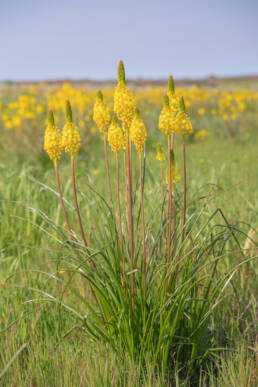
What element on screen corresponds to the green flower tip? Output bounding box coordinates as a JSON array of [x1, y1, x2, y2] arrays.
[[179, 97, 185, 112], [163, 95, 169, 107], [112, 115, 118, 124], [48, 110, 55, 126], [118, 60, 126, 84], [168, 75, 175, 93], [65, 100, 73, 122], [170, 149, 175, 167], [134, 108, 140, 117], [97, 90, 103, 101]]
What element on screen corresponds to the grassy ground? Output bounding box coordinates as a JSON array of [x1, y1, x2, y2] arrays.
[[0, 84, 257, 386]]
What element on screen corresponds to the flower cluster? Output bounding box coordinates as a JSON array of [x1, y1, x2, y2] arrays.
[[166, 167, 181, 186], [62, 122, 81, 157], [158, 96, 174, 136], [108, 116, 125, 153], [130, 109, 147, 154], [44, 111, 63, 164], [167, 75, 179, 114], [114, 61, 136, 131], [93, 91, 111, 134], [155, 143, 165, 162], [174, 97, 193, 137], [62, 101, 81, 157]]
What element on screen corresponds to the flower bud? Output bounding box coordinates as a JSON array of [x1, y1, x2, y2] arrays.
[[118, 60, 126, 85], [65, 100, 73, 122], [179, 96, 186, 112], [168, 75, 175, 94]]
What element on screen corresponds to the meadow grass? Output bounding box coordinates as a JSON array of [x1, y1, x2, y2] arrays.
[[0, 82, 257, 386]]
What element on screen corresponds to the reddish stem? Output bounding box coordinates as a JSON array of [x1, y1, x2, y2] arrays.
[[54, 162, 73, 240], [139, 155, 146, 299], [116, 153, 125, 289], [167, 135, 172, 269], [71, 157, 88, 248], [126, 135, 134, 313], [181, 138, 187, 244], [104, 135, 113, 207]]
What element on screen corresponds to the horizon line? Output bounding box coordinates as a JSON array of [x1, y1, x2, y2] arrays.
[[1, 73, 258, 84]]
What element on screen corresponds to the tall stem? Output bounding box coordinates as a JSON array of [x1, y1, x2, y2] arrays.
[[160, 162, 164, 203], [71, 157, 88, 248], [54, 161, 73, 240], [139, 155, 146, 298], [171, 132, 175, 150], [116, 153, 125, 288], [172, 185, 177, 258], [181, 138, 187, 244], [167, 135, 172, 270], [103, 135, 113, 207], [126, 134, 134, 313], [123, 151, 128, 204]]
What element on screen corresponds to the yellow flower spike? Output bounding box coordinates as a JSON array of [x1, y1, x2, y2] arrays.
[[114, 60, 137, 132], [166, 150, 181, 186], [62, 100, 81, 158], [158, 96, 173, 136], [167, 75, 179, 114], [108, 116, 125, 153], [44, 110, 63, 165], [130, 109, 147, 155], [174, 96, 193, 137], [155, 143, 165, 162], [93, 90, 111, 134]]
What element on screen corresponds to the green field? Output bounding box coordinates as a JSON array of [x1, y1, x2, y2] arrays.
[[0, 78, 257, 386]]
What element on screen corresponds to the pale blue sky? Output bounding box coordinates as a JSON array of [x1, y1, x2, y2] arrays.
[[1, 0, 257, 80]]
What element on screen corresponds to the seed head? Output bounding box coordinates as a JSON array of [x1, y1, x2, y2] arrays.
[[108, 116, 125, 153], [130, 109, 147, 155]]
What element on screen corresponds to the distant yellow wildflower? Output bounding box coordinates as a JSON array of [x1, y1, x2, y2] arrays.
[[194, 130, 210, 140], [198, 108, 206, 116]]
